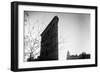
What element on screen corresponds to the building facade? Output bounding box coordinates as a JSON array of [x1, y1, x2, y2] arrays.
[[39, 16, 59, 61]]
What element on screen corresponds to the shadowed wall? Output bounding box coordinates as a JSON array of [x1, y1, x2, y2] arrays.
[[39, 16, 59, 61]]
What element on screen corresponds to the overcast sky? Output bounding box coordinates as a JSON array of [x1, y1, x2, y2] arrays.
[[24, 11, 91, 60]]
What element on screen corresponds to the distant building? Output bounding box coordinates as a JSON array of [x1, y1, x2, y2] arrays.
[[38, 16, 59, 61], [67, 51, 90, 60]]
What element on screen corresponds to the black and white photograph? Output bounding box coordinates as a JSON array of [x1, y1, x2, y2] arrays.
[[11, 1, 97, 71], [24, 11, 91, 62]]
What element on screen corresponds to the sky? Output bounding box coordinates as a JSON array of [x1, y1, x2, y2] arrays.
[[24, 11, 91, 60]]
